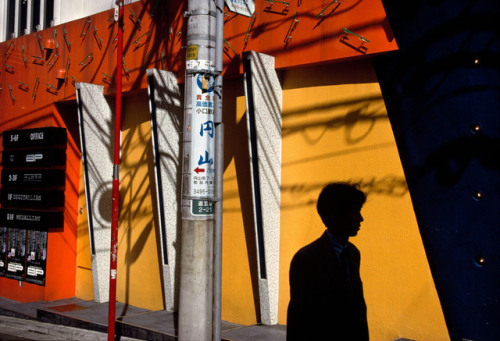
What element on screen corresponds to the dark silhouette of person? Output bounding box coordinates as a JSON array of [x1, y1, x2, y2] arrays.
[[287, 182, 369, 341]]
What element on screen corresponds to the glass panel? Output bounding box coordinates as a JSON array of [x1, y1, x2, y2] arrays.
[[45, 0, 54, 27], [32, 0, 41, 31], [7, 0, 16, 39]]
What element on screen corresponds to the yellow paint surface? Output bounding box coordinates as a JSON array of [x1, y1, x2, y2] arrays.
[[75, 59, 449, 340], [75, 93, 164, 311], [278, 60, 448, 340], [115, 94, 164, 311], [220, 60, 448, 340], [75, 161, 94, 301]]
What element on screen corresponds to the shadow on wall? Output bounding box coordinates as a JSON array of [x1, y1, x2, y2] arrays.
[[220, 59, 408, 321], [118, 91, 166, 312]]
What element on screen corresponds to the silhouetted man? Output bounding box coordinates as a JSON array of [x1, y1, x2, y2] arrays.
[[287, 182, 369, 341]]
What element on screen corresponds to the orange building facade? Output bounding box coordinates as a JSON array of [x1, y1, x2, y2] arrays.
[[0, 1, 449, 340]]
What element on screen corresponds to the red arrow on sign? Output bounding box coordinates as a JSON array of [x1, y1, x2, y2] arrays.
[[194, 167, 205, 174]]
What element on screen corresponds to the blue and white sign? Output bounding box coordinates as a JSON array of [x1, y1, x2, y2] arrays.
[[190, 73, 216, 215], [225, 0, 255, 17]]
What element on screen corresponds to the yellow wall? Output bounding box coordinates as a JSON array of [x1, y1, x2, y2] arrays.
[[116, 93, 164, 311], [76, 161, 94, 301], [221, 59, 449, 340], [75, 58, 449, 340], [75, 93, 164, 311], [280, 60, 448, 340]]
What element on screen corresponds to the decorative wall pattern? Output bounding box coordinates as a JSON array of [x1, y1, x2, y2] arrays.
[[146, 69, 183, 311], [76, 83, 114, 303], [244, 51, 282, 325]]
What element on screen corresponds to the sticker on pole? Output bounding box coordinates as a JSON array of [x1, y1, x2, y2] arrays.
[[190, 73, 215, 216], [225, 0, 255, 17], [186, 45, 198, 61]]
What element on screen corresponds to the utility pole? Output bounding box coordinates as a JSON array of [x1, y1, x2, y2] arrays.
[[213, 0, 224, 340], [178, 0, 222, 340], [108, 1, 123, 341]]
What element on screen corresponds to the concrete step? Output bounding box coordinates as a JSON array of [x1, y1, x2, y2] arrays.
[[0, 315, 141, 341]]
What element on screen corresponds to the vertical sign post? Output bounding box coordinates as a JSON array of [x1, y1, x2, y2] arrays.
[[178, 1, 218, 340]]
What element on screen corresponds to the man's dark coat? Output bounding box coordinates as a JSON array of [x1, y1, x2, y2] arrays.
[[286, 231, 369, 341]]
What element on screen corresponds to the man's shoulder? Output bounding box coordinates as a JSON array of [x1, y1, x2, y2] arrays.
[[293, 232, 328, 259], [346, 241, 361, 261], [347, 241, 360, 253]]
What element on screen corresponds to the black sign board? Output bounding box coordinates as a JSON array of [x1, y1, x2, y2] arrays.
[[1, 169, 66, 187], [2, 127, 67, 149], [24, 230, 47, 286], [0, 208, 64, 229], [0, 227, 6, 277], [1, 189, 65, 209], [5, 228, 26, 281], [2, 148, 66, 168]]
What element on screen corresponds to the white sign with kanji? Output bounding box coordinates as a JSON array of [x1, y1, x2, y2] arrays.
[[225, 0, 255, 17], [190, 73, 215, 212]]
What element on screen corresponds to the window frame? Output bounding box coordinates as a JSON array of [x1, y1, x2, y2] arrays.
[[1, 0, 59, 42]]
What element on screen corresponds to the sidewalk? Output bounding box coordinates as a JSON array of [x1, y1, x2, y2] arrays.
[[0, 297, 286, 341], [0, 314, 141, 340]]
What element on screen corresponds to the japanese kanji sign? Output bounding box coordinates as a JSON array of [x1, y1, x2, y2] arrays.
[[225, 0, 255, 17], [190, 73, 215, 216]]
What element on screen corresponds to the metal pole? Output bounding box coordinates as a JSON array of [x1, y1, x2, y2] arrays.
[[108, 1, 123, 341], [213, 0, 224, 340], [178, 0, 218, 340]]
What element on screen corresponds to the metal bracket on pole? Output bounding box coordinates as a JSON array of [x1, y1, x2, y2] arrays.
[[185, 68, 220, 76], [184, 9, 217, 18], [182, 195, 221, 202], [114, 0, 122, 22], [113, 165, 120, 180]]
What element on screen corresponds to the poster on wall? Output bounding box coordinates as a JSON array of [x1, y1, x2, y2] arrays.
[[0, 227, 7, 277], [25, 230, 47, 286], [5, 228, 26, 281]]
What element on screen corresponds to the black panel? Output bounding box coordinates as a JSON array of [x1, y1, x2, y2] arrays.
[[2, 127, 67, 149], [1, 189, 65, 208], [2, 148, 66, 168], [374, 0, 500, 340], [1, 169, 66, 187], [0, 208, 64, 229]]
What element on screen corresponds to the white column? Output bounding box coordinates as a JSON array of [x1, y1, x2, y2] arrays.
[[146, 69, 183, 311], [13, 0, 20, 38], [52, 0, 61, 26], [243, 51, 282, 325], [76, 83, 114, 303], [25, 0, 33, 34], [39, 0, 46, 29], [0, 1, 7, 41]]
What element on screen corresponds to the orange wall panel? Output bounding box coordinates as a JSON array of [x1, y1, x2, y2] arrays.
[[0, 0, 397, 305], [0, 0, 396, 118], [223, 0, 397, 70]]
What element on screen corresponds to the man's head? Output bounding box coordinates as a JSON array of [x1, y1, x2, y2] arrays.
[[317, 182, 366, 240]]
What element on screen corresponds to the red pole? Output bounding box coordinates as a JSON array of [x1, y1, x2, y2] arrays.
[[108, 1, 123, 340]]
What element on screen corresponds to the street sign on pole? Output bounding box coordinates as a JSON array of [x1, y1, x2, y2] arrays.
[[190, 72, 215, 216], [225, 0, 255, 17]]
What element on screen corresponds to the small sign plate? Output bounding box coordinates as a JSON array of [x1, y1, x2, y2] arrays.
[[186, 45, 198, 60]]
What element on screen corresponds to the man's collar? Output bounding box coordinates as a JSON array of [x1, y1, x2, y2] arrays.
[[325, 229, 347, 253]]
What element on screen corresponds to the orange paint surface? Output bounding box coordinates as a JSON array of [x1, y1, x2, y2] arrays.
[[0, 0, 396, 302], [223, 0, 397, 70]]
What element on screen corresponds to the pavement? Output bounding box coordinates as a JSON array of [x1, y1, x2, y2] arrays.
[[0, 297, 286, 341]]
